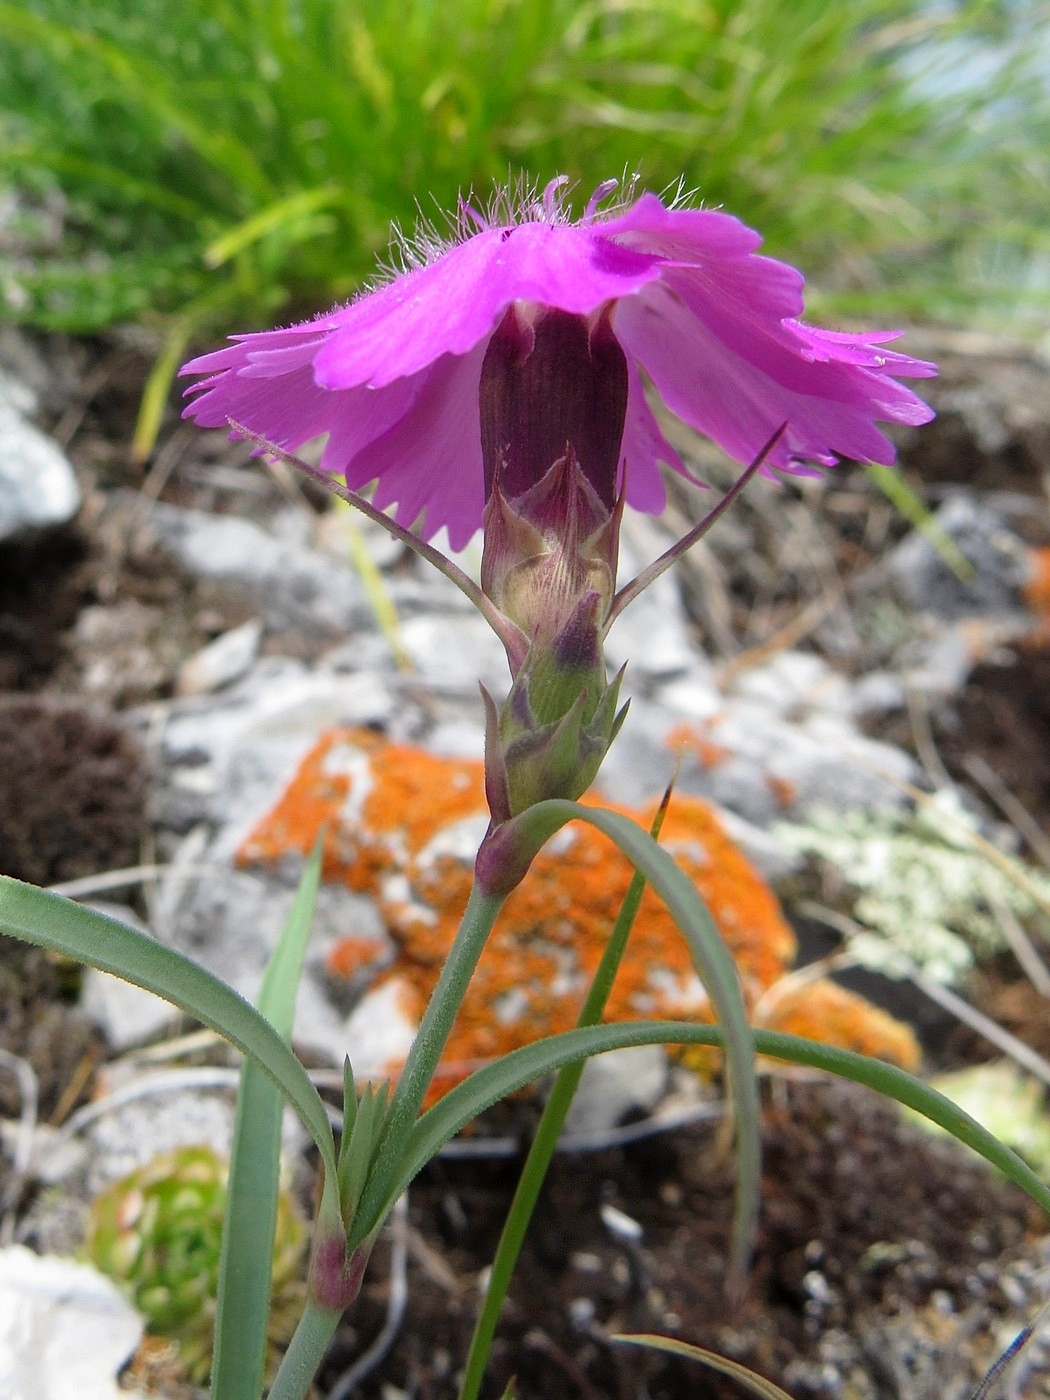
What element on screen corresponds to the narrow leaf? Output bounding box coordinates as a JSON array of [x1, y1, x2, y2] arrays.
[[505, 801, 761, 1282], [399, 1023, 1050, 1220], [613, 1333, 794, 1400], [0, 876, 337, 1180], [211, 839, 323, 1400], [204, 185, 342, 267]]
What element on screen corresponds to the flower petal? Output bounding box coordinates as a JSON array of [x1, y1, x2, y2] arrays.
[[343, 344, 488, 549], [311, 222, 665, 392], [616, 279, 931, 472]]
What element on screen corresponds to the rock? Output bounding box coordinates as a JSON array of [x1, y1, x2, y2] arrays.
[[79, 902, 180, 1052], [0, 404, 81, 543], [602, 680, 915, 828], [155, 862, 391, 1066], [728, 650, 852, 720], [0, 368, 36, 417], [154, 659, 395, 835], [563, 1045, 668, 1139], [396, 612, 508, 696], [606, 520, 697, 681], [81, 1078, 306, 1198], [175, 618, 262, 696], [342, 979, 418, 1083], [145, 500, 373, 638], [887, 494, 1029, 622], [80, 971, 179, 1054], [231, 726, 917, 1097], [71, 599, 182, 704], [0, 1245, 145, 1400]]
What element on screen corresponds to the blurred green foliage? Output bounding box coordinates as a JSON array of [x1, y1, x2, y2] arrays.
[[1, 0, 1047, 344]]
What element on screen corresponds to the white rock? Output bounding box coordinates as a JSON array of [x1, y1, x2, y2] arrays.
[[343, 979, 418, 1083], [156, 660, 394, 834], [0, 1246, 145, 1400], [887, 494, 1028, 621], [607, 524, 696, 680], [396, 613, 508, 696], [175, 617, 262, 696], [0, 369, 36, 417], [155, 860, 391, 1067], [78, 904, 179, 1052], [81, 971, 178, 1054], [146, 501, 371, 637], [0, 405, 81, 542], [563, 1045, 668, 1138], [729, 651, 851, 719]]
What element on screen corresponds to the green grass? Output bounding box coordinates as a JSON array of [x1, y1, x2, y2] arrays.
[[1, 0, 1047, 345]]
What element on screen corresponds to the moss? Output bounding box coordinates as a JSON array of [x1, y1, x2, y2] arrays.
[[240, 727, 919, 1100]]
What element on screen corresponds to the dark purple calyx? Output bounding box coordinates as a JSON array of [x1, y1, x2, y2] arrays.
[[480, 306, 628, 509]]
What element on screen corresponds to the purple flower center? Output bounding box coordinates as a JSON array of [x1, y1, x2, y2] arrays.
[[479, 306, 629, 510]]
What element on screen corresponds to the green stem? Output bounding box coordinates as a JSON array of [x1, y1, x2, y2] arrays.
[[266, 1298, 342, 1400], [458, 794, 670, 1400], [349, 880, 506, 1246]]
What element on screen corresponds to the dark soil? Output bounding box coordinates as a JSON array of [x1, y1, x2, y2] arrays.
[[326, 1080, 1042, 1400], [936, 642, 1050, 843], [0, 936, 105, 1125]]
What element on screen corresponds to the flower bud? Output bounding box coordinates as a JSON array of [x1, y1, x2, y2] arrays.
[[477, 305, 630, 824]]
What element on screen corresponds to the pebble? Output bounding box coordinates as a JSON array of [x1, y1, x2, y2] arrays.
[[887, 493, 1029, 621], [145, 500, 372, 638], [175, 617, 263, 696], [0, 403, 81, 543]]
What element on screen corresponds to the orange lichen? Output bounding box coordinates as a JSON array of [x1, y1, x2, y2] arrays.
[[665, 721, 730, 769], [760, 978, 921, 1071], [1023, 546, 1050, 638], [765, 774, 797, 809], [239, 727, 919, 1103], [238, 727, 485, 894], [325, 935, 387, 982]]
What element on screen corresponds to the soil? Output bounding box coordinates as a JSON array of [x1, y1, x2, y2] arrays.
[[2, 330, 1050, 1399], [327, 1079, 1045, 1400]]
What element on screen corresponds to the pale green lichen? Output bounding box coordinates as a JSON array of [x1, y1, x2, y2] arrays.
[[914, 1061, 1050, 1176], [778, 790, 1050, 984]]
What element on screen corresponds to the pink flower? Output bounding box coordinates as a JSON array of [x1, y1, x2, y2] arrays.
[[181, 177, 935, 551]]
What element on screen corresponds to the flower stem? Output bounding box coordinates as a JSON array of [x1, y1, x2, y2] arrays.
[[457, 790, 672, 1400], [349, 879, 507, 1246], [266, 1298, 342, 1400]]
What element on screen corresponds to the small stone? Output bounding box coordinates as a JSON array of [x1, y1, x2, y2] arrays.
[[146, 500, 371, 638], [563, 1045, 668, 1139], [396, 613, 508, 695], [887, 495, 1029, 622], [175, 618, 262, 696], [81, 968, 179, 1054], [0, 405, 81, 543]]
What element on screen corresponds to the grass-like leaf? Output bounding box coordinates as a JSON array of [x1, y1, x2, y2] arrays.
[[401, 1023, 1050, 1219], [210, 839, 323, 1400], [458, 791, 672, 1400], [501, 801, 762, 1285], [2, 0, 1046, 348], [0, 875, 338, 1182], [613, 1333, 794, 1399]]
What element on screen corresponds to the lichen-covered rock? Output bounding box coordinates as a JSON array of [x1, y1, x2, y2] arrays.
[[238, 727, 919, 1102]]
